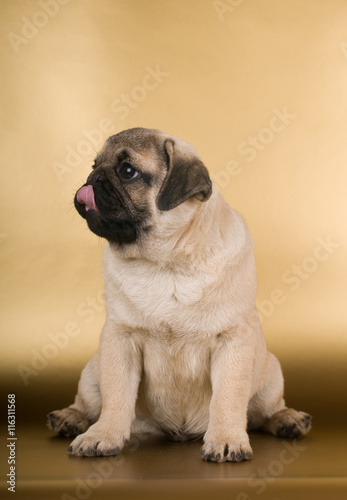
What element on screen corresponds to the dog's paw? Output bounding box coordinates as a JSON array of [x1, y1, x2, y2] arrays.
[[47, 408, 89, 437], [266, 409, 312, 438], [201, 431, 253, 463], [68, 424, 128, 457]]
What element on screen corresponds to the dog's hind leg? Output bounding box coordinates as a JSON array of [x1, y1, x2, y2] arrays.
[[262, 407, 312, 438], [247, 352, 312, 438], [47, 353, 101, 437]]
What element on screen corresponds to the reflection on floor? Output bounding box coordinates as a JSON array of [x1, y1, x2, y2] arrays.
[[0, 421, 346, 500]]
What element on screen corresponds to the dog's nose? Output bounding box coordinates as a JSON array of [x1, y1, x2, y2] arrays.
[[76, 185, 98, 212], [94, 171, 106, 182]]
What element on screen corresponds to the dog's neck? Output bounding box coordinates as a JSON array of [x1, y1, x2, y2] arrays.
[[106, 186, 250, 271]]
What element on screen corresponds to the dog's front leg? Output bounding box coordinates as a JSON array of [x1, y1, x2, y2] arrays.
[[69, 321, 141, 457], [201, 325, 256, 463]]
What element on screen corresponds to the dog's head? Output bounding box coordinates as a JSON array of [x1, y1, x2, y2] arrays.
[[74, 128, 212, 245]]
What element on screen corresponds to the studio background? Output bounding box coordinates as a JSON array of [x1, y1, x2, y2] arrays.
[[1, 0, 346, 427]]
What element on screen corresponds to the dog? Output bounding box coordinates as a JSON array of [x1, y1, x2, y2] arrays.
[[47, 127, 312, 462]]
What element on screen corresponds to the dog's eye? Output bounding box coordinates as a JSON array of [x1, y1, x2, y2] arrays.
[[117, 163, 140, 182]]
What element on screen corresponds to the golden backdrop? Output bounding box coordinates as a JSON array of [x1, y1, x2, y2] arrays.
[[1, 0, 346, 419]]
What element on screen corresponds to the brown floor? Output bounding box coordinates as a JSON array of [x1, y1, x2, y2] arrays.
[[1, 420, 346, 500]]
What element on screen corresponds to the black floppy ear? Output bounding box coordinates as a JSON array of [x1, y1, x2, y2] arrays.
[[156, 139, 212, 211]]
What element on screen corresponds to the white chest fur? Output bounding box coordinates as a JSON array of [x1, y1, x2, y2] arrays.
[[101, 195, 256, 339]]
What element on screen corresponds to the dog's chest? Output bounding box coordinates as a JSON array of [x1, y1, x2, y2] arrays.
[[127, 265, 206, 307], [106, 258, 219, 328]]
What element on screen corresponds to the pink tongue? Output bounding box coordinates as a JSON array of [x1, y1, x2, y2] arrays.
[[76, 185, 98, 212]]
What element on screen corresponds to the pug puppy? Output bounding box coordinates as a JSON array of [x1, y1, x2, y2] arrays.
[[47, 127, 312, 462]]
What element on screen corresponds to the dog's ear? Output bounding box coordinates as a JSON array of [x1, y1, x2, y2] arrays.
[[156, 139, 212, 211]]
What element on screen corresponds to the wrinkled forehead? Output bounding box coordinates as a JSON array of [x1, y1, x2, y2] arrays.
[[95, 128, 166, 174]]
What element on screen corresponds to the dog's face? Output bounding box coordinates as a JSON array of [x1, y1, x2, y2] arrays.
[[74, 128, 212, 245]]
